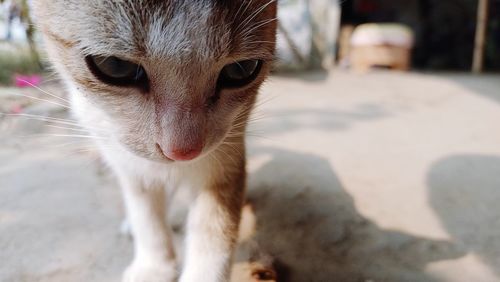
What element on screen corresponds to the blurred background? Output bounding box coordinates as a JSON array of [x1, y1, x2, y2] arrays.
[[1, 1, 500, 282]]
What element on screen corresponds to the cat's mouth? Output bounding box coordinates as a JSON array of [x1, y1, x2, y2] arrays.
[[155, 143, 174, 162]]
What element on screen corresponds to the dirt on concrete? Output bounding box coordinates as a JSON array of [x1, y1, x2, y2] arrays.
[[1, 71, 500, 282]]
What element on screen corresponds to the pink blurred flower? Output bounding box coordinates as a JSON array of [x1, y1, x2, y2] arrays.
[[14, 74, 42, 88]]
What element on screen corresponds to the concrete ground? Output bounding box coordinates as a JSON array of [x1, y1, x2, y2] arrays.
[[1, 71, 500, 282]]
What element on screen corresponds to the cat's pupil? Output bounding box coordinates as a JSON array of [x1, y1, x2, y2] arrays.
[[223, 60, 258, 80], [96, 56, 139, 79], [85, 55, 148, 90], [218, 60, 262, 88]]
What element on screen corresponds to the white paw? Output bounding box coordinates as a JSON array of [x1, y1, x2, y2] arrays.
[[123, 260, 177, 282]]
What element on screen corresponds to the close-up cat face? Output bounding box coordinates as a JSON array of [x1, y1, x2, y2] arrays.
[[33, 0, 277, 163]]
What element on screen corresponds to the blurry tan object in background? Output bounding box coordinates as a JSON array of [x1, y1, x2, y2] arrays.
[[338, 25, 355, 68], [350, 24, 414, 71]]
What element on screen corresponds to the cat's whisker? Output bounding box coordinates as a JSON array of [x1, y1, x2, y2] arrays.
[[22, 133, 108, 140], [245, 114, 271, 124], [1, 113, 77, 123], [225, 128, 269, 140], [42, 121, 97, 132], [237, 0, 273, 31], [31, 137, 104, 153], [67, 144, 113, 152], [48, 120, 104, 132], [72, 148, 100, 154], [229, 123, 249, 131], [44, 124, 93, 133], [47, 144, 95, 151], [16, 79, 70, 104], [228, 129, 266, 140], [209, 151, 224, 172], [241, 17, 278, 38], [220, 143, 244, 159], [58, 148, 101, 159], [5, 118, 95, 133], [41, 76, 62, 84], [231, 109, 254, 123], [48, 140, 95, 149], [235, 0, 254, 21], [59, 144, 114, 155], [220, 139, 243, 144], [215, 147, 239, 168], [231, 114, 270, 129], [225, 131, 245, 137], [41, 70, 59, 79], [250, 111, 272, 119], [237, 0, 276, 33], [247, 40, 275, 45], [235, 96, 275, 118], [9, 93, 70, 109], [229, 98, 276, 131], [254, 94, 278, 108], [43, 119, 86, 128], [1, 113, 105, 132], [246, 133, 275, 142]]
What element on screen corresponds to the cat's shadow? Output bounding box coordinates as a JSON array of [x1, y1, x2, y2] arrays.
[[245, 147, 464, 282], [428, 155, 500, 279]]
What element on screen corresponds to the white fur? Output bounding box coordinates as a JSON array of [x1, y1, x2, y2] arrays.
[[180, 192, 234, 282]]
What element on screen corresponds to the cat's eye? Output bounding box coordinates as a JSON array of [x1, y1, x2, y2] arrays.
[[85, 55, 148, 89], [218, 60, 262, 88]]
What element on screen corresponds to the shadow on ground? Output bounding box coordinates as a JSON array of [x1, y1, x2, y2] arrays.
[[440, 74, 500, 105], [252, 103, 389, 136], [246, 147, 464, 282], [428, 155, 500, 279]]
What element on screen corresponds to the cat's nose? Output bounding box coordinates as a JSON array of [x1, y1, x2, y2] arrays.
[[157, 143, 203, 161], [168, 146, 203, 161]]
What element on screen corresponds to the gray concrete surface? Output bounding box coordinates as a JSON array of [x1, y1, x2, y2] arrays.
[[1, 71, 500, 282]]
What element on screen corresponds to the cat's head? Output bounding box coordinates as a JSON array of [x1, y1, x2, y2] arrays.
[[33, 0, 277, 163]]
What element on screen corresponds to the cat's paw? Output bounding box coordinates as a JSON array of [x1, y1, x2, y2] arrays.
[[123, 260, 177, 282]]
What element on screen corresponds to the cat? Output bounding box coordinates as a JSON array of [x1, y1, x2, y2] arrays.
[[32, 1, 277, 281]]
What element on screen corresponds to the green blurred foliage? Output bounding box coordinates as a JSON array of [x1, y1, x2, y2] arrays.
[[0, 0, 43, 85], [0, 45, 42, 85]]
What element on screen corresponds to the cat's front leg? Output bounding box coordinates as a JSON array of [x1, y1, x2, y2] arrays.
[[179, 164, 246, 282], [118, 174, 177, 282]]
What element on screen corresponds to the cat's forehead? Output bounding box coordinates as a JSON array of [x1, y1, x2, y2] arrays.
[[36, 0, 276, 61]]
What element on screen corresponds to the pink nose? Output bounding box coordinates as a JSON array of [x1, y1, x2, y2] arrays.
[[158, 143, 203, 161]]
